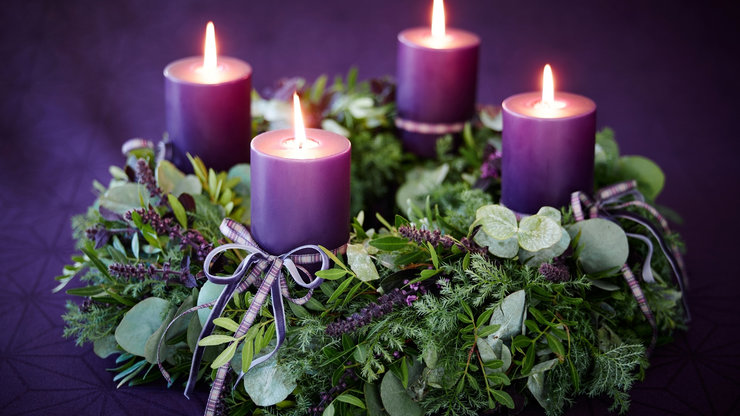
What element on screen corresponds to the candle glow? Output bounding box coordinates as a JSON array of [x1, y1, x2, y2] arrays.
[[431, 0, 446, 39], [203, 22, 218, 72], [542, 64, 554, 106]]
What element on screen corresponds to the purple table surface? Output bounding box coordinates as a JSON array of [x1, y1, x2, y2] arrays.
[[1, 0, 738, 415]]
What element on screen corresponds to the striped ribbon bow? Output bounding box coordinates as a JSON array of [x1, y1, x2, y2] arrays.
[[571, 180, 690, 352], [156, 218, 339, 416]]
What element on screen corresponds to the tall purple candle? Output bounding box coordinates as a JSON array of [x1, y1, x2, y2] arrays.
[[396, 0, 479, 158], [501, 65, 596, 214], [164, 22, 252, 172], [250, 95, 351, 254]]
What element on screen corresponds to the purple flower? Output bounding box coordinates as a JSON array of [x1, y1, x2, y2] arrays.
[[539, 262, 571, 283]]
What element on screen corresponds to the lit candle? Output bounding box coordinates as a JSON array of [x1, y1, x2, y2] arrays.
[[164, 21, 252, 172], [250, 93, 351, 254], [501, 64, 596, 214], [396, 0, 480, 158]]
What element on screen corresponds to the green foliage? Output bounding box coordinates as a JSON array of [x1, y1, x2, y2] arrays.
[[58, 73, 686, 416]]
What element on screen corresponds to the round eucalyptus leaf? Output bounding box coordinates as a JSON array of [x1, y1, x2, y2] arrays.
[[535, 206, 562, 225], [197, 281, 226, 327], [156, 160, 185, 194], [475, 230, 518, 259], [227, 163, 251, 197], [114, 297, 169, 357], [476, 205, 517, 240], [243, 355, 297, 406], [380, 372, 423, 416], [520, 228, 570, 267], [616, 155, 665, 200], [518, 215, 561, 252], [347, 243, 380, 282], [567, 219, 629, 273], [100, 183, 151, 215]]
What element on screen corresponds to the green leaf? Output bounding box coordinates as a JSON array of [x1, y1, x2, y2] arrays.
[[616, 155, 665, 200], [396, 164, 449, 213], [167, 194, 188, 229], [156, 160, 185, 194], [364, 382, 385, 416], [477, 325, 499, 338], [420, 269, 440, 279], [426, 241, 439, 269], [131, 233, 140, 260], [66, 286, 105, 296], [243, 355, 298, 406], [546, 333, 565, 359], [491, 389, 515, 409], [476, 309, 494, 328], [100, 184, 151, 215], [522, 343, 536, 375], [328, 277, 355, 304], [213, 317, 240, 333], [211, 341, 238, 368], [93, 335, 119, 359], [517, 215, 561, 252], [319, 245, 349, 270], [241, 339, 254, 373], [198, 335, 237, 346], [335, 393, 366, 409], [114, 297, 169, 357], [567, 218, 629, 273], [315, 268, 347, 281], [476, 205, 518, 240], [322, 403, 335, 416], [369, 236, 409, 251], [80, 245, 112, 281], [380, 372, 423, 416]]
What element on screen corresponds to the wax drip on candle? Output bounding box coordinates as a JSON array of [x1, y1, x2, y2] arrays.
[[535, 64, 566, 110]]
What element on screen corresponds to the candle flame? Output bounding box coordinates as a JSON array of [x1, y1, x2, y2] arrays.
[[431, 0, 446, 39], [293, 92, 307, 149], [542, 64, 555, 106], [203, 21, 217, 72]]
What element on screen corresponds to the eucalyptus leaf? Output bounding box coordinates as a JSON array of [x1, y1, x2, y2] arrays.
[[520, 228, 570, 267], [93, 335, 119, 359], [227, 164, 251, 197], [517, 215, 561, 252], [475, 205, 518, 240], [364, 382, 387, 416], [535, 206, 562, 224], [486, 290, 526, 344], [567, 219, 629, 273], [243, 355, 298, 407], [616, 155, 665, 200], [347, 243, 380, 282], [156, 160, 185, 194], [172, 175, 202, 196], [114, 297, 169, 357], [380, 372, 423, 416], [474, 231, 518, 259], [197, 281, 226, 327], [396, 164, 449, 213], [100, 183, 151, 215]]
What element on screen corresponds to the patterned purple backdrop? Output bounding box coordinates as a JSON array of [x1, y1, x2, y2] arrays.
[[1, 0, 739, 415]]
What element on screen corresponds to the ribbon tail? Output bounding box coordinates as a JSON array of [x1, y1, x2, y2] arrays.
[[621, 264, 657, 353], [625, 233, 656, 284], [184, 280, 239, 399], [614, 211, 691, 321]]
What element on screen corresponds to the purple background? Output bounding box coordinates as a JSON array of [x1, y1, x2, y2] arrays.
[[1, 0, 739, 415]]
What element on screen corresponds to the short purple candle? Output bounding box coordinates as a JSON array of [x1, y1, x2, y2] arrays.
[[501, 65, 596, 214], [396, 0, 479, 158], [164, 22, 252, 172], [250, 126, 351, 254]]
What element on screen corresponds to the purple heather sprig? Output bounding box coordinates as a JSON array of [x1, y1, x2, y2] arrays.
[[85, 225, 136, 249], [480, 143, 502, 180], [325, 284, 424, 338], [135, 159, 164, 202], [398, 225, 488, 256], [539, 261, 571, 283], [309, 362, 359, 416], [109, 258, 197, 287], [126, 207, 212, 261]]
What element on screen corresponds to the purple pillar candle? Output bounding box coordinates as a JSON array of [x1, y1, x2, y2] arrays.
[[396, 0, 479, 158], [501, 65, 596, 214], [164, 22, 252, 172], [250, 97, 351, 254]]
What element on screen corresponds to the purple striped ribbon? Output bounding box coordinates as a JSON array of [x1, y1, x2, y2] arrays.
[[156, 218, 344, 416], [571, 181, 690, 352]]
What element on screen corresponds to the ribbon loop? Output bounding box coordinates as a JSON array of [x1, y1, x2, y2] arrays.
[[155, 217, 344, 416], [571, 181, 690, 353]]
